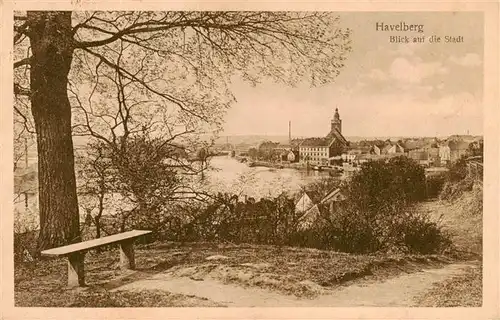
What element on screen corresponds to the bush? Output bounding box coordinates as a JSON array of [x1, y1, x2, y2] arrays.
[[426, 175, 446, 199], [396, 211, 452, 254], [297, 202, 451, 254], [440, 155, 481, 201], [447, 157, 468, 182], [440, 178, 474, 200], [305, 157, 450, 254], [347, 156, 426, 212], [14, 207, 39, 263]]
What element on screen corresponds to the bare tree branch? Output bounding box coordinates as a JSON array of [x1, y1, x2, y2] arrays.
[[14, 57, 31, 69], [14, 83, 31, 96], [80, 46, 209, 122]]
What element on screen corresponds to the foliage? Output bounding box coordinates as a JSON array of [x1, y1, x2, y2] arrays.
[[287, 200, 449, 254], [302, 157, 449, 254], [357, 139, 385, 147], [13, 207, 39, 263], [425, 174, 446, 199], [256, 141, 281, 161], [347, 156, 426, 212], [143, 164, 449, 254], [446, 156, 468, 182], [76, 140, 115, 239], [440, 155, 481, 201], [100, 156, 448, 254], [175, 192, 301, 245], [467, 140, 483, 157], [76, 133, 211, 234], [415, 263, 482, 307]]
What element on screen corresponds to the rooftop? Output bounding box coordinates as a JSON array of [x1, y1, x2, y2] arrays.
[[325, 127, 348, 145], [300, 138, 331, 147]]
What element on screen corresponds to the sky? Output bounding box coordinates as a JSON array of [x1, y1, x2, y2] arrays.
[[221, 12, 483, 138]]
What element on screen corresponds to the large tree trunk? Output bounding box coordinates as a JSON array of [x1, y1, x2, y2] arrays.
[[27, 11, 81, 252]]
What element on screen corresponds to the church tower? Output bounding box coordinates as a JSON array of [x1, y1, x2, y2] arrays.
[[331, 108, 342, 133]]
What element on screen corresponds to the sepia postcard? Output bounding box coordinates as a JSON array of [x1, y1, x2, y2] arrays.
[[1, 1, 499, 320]]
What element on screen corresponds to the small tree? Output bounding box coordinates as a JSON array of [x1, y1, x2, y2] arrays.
[[107, 133, 210, 232], [257, 141, 280, 161], [334, 156, 431, 252], [248, 148, 258, 160], [76, 140, 115, 240], [468, 140, 483, 157], [347, 156, 426, 213]]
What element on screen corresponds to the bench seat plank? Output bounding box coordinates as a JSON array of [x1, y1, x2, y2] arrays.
[[41, 230, 151, 257]]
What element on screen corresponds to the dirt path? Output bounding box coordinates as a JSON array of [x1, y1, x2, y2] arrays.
[[111, 261, 478, 307]]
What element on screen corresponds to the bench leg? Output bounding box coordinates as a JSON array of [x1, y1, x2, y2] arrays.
[[119, 240, 135, 270], [67, 253, 85, 287]]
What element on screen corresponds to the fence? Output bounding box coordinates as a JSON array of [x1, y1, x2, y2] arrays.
[[466, 160, 483, 183]]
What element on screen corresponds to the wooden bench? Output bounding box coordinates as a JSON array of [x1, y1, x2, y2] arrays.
[[41, 229, 152, 287]]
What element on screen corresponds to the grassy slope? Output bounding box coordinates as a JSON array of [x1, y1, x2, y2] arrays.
[[15, 242, 452, 307], [420, 185, 482, 257], [413, 186, 483, 307]]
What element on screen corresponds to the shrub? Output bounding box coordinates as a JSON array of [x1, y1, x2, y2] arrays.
[[300, 157, 450, 254], [347, 156, 426, 212], [426, 175, 446, 199], [447, 156, 468, 182], [396, 210, 452, 254], [440, 178, 474, 200], [14, 206, 39, 263], [71, 154, 450, 255], [440, 155, 481, 201]]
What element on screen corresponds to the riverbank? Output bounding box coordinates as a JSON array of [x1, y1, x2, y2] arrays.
[[239, 156, 448, 176], [242, 158, 345, 174], [246, 160, 304, 170]]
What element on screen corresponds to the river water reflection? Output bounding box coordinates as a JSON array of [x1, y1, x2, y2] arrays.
[[203, 156, 331, 199]]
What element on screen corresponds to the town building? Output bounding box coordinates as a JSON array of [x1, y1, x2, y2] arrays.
[[299, 108, 348, 166], [341, 146, 371, 164], [295, 192, 314, 214], [383, 142, 405, 154], [370, 144, 384, 156], [287, 150, 299, 162], [439, 140, 470, 165], [296, 188, 345, 230], [278, 149, 299, 162]]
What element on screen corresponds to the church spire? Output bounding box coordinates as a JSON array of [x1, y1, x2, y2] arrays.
[[331, 107, 342, 133]]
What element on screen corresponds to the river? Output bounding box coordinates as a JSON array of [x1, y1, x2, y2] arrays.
[[14, 156, 331, 224], [201, 156, 331, 199]]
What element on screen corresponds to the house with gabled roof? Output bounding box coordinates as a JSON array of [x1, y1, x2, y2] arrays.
[[296, 188, 345, 231], [295, 192, 314, 214]]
